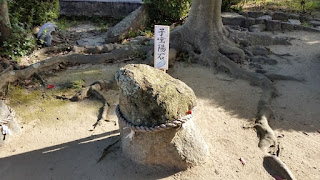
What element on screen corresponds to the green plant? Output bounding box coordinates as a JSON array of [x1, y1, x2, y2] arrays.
[[1, 0, 59, 60], [222, 0, 242, 12], [143, 0, 192, 25]]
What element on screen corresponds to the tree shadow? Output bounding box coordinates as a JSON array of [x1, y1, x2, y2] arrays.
[[169, 63, 320, 133], [0, 130, 180, 180]]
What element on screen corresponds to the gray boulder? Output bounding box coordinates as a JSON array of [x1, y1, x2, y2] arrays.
[[249, 24, 266, 32], [106, 6, 148, 43], [288, 14, 300, 20], [248, 11, 264, 18], [281, 22, 295, 31], [115, 64, 208, 170], [265, 20, 282, 31], [309, 20, 320, 27], [248, 45, 270, 56], [272, 12, 288, 21], [221, 12, 246, 26], [245, 17, 256, 27], [0, 101, 20, 147], [37, 22, 57, 46], [288, 19, 301, 25]]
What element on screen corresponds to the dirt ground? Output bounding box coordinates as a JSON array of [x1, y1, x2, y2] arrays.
[[0, 28, 319, 179]]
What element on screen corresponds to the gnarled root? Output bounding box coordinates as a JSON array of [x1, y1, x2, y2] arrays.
[[0, 45, 151, 94], [70, 80, 117, 128]]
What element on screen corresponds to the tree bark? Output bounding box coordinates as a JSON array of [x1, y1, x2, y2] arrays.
[[0, 0, 12, 44]]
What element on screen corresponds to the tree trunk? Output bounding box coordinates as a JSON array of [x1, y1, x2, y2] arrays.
[[0, 0, 12, 44]]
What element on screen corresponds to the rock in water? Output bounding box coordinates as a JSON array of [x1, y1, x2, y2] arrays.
[[0, 101, 20, 147], [115, 64, 208, 170], [37, 22, 57, 46]]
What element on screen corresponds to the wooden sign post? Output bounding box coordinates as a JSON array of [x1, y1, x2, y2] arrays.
[[154, 25, 170, 71]]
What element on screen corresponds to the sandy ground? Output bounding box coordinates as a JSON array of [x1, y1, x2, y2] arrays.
[[0, 31, 319, 180]]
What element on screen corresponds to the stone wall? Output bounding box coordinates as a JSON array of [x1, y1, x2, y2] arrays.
[[59, 0, 142, 18]]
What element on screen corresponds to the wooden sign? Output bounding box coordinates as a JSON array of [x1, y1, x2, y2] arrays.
[[154, 25, 170, 70]]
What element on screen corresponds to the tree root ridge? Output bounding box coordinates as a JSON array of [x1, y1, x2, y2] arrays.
[[181, 48, 296, 179], [69, 80, 117, 128], [0, 45, 151, 94]]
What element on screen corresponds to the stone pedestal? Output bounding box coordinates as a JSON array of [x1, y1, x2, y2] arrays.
[[115, 64, 208, 170], [0, 101, 20, 147]]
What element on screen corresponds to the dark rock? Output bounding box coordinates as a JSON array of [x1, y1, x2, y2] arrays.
[[294, 25, 304, 30], [249, 24, 266, 32], [272, 12, 288, 21], [248, 11, 264, 18], [256, 69, 267, 74], [288, 14, 300, 20], [309, 20, 320, 27], [239, 11, 249, 17], [249, 45, 270, 56], [243, 49, 254, 56], [115, 64, 208, 169], [302, 26, 320, 32], [255, 18, 265, 24], [245, 17, 256, 27], [265, 20, 282, 31], [281, 22, 294, 31], [249, 63, 263, 69], [250, 56, 278, 65], [221, 12, 246, 26], [300, 15, 311, 22]]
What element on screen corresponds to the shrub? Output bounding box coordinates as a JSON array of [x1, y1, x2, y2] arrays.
[[1, 0, 59, 60], [222, 0, 242, 12], [143, 0, 192, 25]]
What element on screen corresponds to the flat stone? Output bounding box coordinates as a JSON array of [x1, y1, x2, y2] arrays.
[[309, 20, 320, 27], [257, 15, 272, 21], [76, 36, 106, 46], [265, 20, 282, 31], [249, 24, 266, 32], [248, 11, 264, 18], [317, 26, 320, 30], [281, 22, 294, 31], [248, 45, 270, 56], [288, 19, 301, 25], [245, 17, 256, 27], [221, 12, 246, 26], [272, 12, 288, 21], [288, 14, 300, 20]]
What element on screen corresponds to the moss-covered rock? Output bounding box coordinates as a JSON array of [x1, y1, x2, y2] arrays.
[[115, 64, 196, 127]]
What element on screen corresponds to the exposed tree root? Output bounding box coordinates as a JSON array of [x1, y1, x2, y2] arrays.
[[170, 18, 296, 178], [70, 80, 117, 128], [0, 45, 151, 94]]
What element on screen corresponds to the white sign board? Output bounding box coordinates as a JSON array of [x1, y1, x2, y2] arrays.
[[154, 25, 170, 70]]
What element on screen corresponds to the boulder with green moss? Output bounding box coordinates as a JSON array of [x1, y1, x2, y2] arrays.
[[115, 64, 208, 170]]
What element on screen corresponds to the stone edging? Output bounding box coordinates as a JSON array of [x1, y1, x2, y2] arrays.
[[0, 105, 15, 125]]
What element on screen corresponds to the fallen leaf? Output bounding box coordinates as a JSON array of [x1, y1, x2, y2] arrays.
[[47, 84, 55, 89], [239, 157, 246, 165], [187, 110, 192, 115]]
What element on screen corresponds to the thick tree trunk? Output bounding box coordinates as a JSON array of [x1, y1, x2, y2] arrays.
[[0, 0, 12, 44]]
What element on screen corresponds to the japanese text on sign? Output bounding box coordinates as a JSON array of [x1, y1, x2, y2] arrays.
[[154, 25, 170, 70]]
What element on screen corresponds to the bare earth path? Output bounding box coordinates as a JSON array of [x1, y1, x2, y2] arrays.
[[0, 31, 319, 180]]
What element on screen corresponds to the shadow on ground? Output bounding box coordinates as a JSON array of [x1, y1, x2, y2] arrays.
[[0, 130, 180, 180]]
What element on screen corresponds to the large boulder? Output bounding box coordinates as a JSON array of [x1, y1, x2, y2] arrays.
[[115, 64, 208, 170], [272, 12, 288, 21], [0, 101, 20, 147], [106, 6, 148, 43], [265, 20, 282, 31]]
